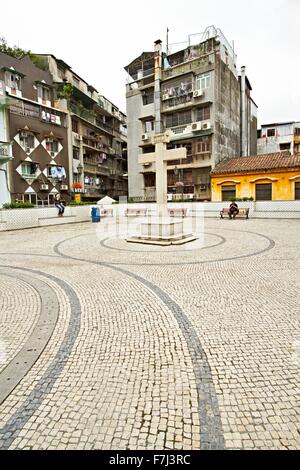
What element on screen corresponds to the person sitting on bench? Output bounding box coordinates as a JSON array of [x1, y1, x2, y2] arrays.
[[228, 201, 239, 219]]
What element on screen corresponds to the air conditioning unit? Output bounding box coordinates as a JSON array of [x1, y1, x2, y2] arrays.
[[142, 134, 149, 141], [193, 90, 204, 98], [202, 122, 212, 130], [40, 184, 49, 190], [61, 185, 68, 190], [162, 93, 170, 100], [192, 122, 202, 132]]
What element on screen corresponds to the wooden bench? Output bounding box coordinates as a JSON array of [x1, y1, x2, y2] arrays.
[[168, 208, 188, 218], [100, 208, 114, 217], [125, 208, 148, 217], [220, 208, 250, 219]]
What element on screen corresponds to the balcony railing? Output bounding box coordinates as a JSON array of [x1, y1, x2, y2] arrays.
[[9, 101, 64, 126], [0, 142, 13, 163], [130, 68, 155, 82], [163, 56, 211, 80]]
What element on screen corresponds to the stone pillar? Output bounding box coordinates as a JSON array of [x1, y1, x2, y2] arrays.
[[240, 66, 247, 157], [154, 40, 163, 135]]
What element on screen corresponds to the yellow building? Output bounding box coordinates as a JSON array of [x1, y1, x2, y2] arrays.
[[211, 153, 300, 202]]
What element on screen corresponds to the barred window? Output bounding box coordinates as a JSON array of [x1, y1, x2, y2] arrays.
[[256, 183, 272, 201], [143, 91, 154, 105], [165, 110, 192, 128], [194, 136, 211, 153], [295, 182, 300, 200], [222, 186, 236, 202], [196, 106, 210, 122]]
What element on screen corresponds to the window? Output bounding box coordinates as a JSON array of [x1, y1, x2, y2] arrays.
[[73, 148, 80, 160], [144, 120, 154, 133], [47, 166, 66, 179], [295, 144, 300, 154], [73, 76, 80, 87], [144, 173, 155, 187], [46, 139, 59, 155], [37, 86, 51, 103], [23, 193, 37, 205], [222, 185, 236, 202], [280, 143, 291, 151], [267, 128, 276, 137], [21, 162, 38, 177], [165, 110, 192, 128], [142, 145, 155, 154], [143, 92, 154, 105], [196, 106, 211, 122], [72, 120, 79, 133], [294, 128, 300, 136], [194, 137, 211, 153], [5, 71, 22, 92], [295, 183, 300, 200], [58, 67, 66, 80], [19, 132, 35, 152], [256, 183, 272, 201], [195, 73, 211, 90]]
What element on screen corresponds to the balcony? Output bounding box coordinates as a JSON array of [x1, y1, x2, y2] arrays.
[[9, 100, 64, 126], [129, 68, 154, 82], [162, 56, 212, 81], [167, 153, 212, 170], [70, 102, 96, 125], [84, 163, 111, 176], [0, 142, 13, 164], [84, 187, 102, 198]]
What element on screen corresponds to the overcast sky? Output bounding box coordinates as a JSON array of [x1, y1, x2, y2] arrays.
[[1, 0, 299, 125]]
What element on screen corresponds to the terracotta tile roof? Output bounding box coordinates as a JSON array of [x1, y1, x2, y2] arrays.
[[211, 153, 300, 175]]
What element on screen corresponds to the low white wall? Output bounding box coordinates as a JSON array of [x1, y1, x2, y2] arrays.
[[0, 200, 300, 232], [0, 205, 92, 232]]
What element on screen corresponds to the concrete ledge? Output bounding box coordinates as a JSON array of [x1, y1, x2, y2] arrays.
[[39, 216, 77, 227], [127, 234, 197, 246]]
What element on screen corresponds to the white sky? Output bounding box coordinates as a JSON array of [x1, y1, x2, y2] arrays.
[[1, 0, 299, 125]]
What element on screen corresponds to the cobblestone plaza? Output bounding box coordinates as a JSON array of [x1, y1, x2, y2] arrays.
[[0, 218, 299, 450]]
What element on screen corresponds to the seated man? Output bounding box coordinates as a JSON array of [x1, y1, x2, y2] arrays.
[[228, 201, 239, 219]]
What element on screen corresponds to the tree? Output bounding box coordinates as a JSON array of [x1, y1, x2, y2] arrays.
[[0, 37, 30, 59], [0, 38, 48, 71]]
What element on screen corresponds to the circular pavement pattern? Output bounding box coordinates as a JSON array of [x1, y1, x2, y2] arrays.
[[0, 219, 299, 450]]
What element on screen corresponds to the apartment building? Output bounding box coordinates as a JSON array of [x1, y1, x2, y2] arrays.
[[257, 122, 300, 155], [0, 52, 69, 205], [36, 54, 128, 201], [0, 80, 12, 206], [125, 26, 257, 201]]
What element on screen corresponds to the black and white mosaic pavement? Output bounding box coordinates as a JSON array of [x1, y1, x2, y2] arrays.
[[0, 218, 299, 450]]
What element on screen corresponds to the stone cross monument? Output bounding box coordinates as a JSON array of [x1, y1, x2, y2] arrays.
[[138, 133, 187, 214]]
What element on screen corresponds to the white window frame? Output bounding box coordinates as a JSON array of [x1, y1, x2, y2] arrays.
[[267, 128, 276, 138], [19, 132, 35, 151], [144, 120, 154, 133], [38, 85, 51, 102], [45, 139, 59, 154], [5, 72, 22, 91], [21, 162, 38, 177], [195, 73, 211, 91]]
